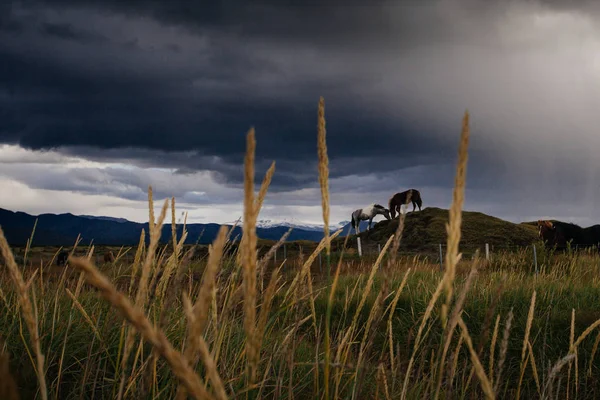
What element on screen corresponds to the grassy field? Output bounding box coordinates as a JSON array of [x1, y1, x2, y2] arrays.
[[2, 103, 600, 399]]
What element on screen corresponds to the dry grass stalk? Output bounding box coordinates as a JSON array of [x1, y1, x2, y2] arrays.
[[68, 256, 215, 400], [377, 363, 391, 400], [255, 265, 282, 355], [129, 229, 146, 297], [148, 185, 155, 235], [493, 308, 514, 395], [182, 226, 228, 369], [401, 276, 445, 399], [327, 228, 353, 399], [386, 268, 412, 374], [567, 308, 576, 399], [489, 314, 501, 383], [352, 234, 401, 396], [241, 127, 260, 384], [433, 262, 479, 400], [64, 288, 110, 353], [171, 196, 177, 251], [118, 196, 169, 399], [317, 96, 330, 256], [543, 354, 576, 400], [457, 317, 495, 399], [385, 199, 409, 292], [571, 316, 600, 350], [334, 234, 395, 377], [326, 258, 343, 397], [441, 110, 470, 328], [0, 227, 47, 400], [135, 197, 169, 309], [587, 330, 600, 377], [351, 291, 383, 398], [181, 295, 228, 400], [284, 229, 343, 300], [254, 161, 276, 216], [516, 290, 537, 399], [257, 228, 291, 291], [447, 333, 464, 396], [527, 341, 542, 396]]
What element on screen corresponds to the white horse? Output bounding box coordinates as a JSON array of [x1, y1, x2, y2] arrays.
[[351, 203, 391, 234]]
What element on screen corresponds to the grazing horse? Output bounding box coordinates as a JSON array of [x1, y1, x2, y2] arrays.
[[537, 219, 600, 253], [351, 204, 391, 233], [104, 251, 115, 264], [56, 250, 69, 266], [388, 189, 422, 219]]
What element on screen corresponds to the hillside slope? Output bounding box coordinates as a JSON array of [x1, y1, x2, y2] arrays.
[[333, 207, 540, 253]]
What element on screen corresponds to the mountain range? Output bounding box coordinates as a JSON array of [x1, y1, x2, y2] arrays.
[[0, 208, 371, 246]]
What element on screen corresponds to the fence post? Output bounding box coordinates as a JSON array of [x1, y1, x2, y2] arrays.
[[284, 244, 287, 260], [439, 244, 443, 271], [357, 237, 363, 257], [485, 243, 490, 261], [378, 243, 382, 254], [274, 247, 277, 264], [319, 251, 322, 273], [533, 244, 538, 275]]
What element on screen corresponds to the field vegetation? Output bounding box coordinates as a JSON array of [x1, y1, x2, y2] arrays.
[[2, 100, 600, 399]]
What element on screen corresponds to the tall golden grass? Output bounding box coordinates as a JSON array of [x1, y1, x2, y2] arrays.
[[2, 100, 600, 399]]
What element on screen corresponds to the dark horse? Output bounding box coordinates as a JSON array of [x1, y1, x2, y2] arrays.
[[56, 250, 69, 266], [537, 219, 600, 253], [104, 251, 115, 264], [388, 189, 422, 219]]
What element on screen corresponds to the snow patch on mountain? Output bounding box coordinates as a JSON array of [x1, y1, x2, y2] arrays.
[[256, 218, 347, 232]]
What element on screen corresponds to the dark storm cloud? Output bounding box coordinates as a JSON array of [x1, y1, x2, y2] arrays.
[[0, 0, 476, 192], [2, 0, 600, 229], [38, 22, 107, 43]]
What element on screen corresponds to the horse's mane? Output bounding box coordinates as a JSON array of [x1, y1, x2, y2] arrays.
[[373, 204, 385, 209]]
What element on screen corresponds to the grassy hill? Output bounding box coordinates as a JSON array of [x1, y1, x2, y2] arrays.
[[332, 207, 540, 254]]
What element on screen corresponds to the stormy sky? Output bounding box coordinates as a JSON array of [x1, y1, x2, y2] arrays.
[[1, 0, 600, 226]]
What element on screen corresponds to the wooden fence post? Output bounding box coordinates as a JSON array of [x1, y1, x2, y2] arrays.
[[533, 244, 538, 275], [319, 251, 322, 273], [485, 243, 490, 261], [439, 244, 443, 271], [357, 237, 363, 257]]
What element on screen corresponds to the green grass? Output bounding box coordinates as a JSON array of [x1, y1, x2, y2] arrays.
[[3, 247, 600, 399]]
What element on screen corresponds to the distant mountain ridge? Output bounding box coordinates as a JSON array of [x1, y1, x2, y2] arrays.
[[0, 208, 363, 246]]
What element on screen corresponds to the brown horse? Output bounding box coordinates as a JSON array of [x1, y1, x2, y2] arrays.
[[388, 189, 422, 219], [104, 251, 115, 264], [537, 219, 600, 253]]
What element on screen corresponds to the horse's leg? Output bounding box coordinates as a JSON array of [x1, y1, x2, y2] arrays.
[[368, 217, 373, 230]]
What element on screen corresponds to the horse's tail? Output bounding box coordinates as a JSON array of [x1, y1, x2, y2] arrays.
[[388, 195, 396, 218], [410, 189, 422, 208], [415, 190, 422, 207]]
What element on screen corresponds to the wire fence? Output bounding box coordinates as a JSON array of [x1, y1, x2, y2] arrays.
[[9, 239, 600, 277]]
